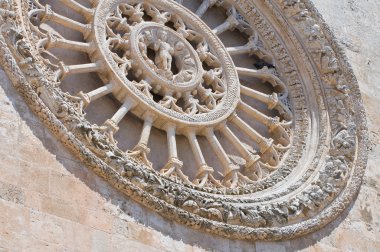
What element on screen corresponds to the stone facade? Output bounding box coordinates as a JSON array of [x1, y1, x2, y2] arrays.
[[0, 0, 379, 251]]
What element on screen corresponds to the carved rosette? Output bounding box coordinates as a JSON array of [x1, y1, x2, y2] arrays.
[[0, 0, 367, 240]]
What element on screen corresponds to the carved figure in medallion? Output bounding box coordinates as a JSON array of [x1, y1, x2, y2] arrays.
[[153, 30, 174, 72], [173, 41, 196, 82], [138, 30, 156, 69]]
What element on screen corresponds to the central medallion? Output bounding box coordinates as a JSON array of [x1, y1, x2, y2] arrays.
[[93, 0, 241, 132], [130, 22, 203, 95]]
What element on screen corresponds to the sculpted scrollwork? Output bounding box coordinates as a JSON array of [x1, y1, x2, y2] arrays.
[[0, 0, 367, 241]]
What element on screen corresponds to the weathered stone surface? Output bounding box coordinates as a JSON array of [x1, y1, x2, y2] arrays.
[[0, 0, 378, 251]]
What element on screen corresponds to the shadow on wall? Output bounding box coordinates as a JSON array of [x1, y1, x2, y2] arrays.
[[0, 67, 356, 251]]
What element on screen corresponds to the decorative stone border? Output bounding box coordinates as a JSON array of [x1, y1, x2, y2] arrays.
[[0, 0, 367, 240]]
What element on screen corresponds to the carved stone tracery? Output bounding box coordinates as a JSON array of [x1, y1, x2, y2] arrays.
[[0, 0, 368, 241]]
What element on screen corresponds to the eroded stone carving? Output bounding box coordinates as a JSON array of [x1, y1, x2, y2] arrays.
[[105, 3, 231, 120], [0, 0, 367, 241]]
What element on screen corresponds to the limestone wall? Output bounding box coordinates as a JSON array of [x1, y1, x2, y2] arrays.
[[0, 0, 379, 251]]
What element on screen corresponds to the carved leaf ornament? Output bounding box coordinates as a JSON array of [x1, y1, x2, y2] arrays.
[[0, 0, 367, 240]]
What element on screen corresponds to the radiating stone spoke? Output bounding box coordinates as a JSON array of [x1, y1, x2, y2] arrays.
[[227, 45, 253, 56], [238, 100, 279, 127], [236, 67, 287, 94], [211, 6, 251, 36], [212, 13, 239, 35], [196, 0, 223, 18], [186, 132, 207, 170], [77, 83, 114, 107], [186, 131, 222, 187], [30, 5, 90, 36], [240, 85, 278, 109], [165, 124, 179, 163], [229, 114, 279, 166], [59, 0, 94, 19], [56, 62, 102, 80], [161, 124, 191, 184], [204, 128, 239, 188], [110, 98, 136, 125], [240, 85, 293, 122], [128, 113, 154, 168], [40, 33, 95, 54], [227, 33, 274, 65], [238, 101, 291, 147], [219, 124, 260, 171], [101, 97, 136, 145]]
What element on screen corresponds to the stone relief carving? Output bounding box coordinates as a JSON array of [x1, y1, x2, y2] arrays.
[[0, 0, 367, 241]]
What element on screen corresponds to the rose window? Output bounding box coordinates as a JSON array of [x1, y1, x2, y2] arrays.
[[2, 0, 367, 240], [28, 0, 293, 188]]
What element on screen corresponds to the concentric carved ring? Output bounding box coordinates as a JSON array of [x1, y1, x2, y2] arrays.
[[130, 22, 203, 93], [93, 0, 241, 132]]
